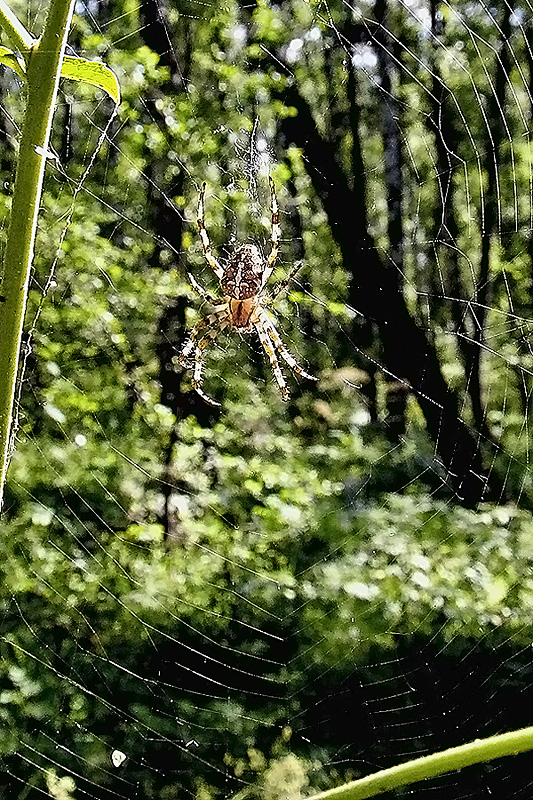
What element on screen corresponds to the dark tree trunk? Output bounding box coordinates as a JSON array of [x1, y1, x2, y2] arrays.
[[280, 83, 499, 506], [526, 22, 533, 309], [374, 0, 407, 440], [428, 0, 468, 341], [374, 0, 403, 278], [346, 58, 379, 423], [427, 0, 494, 444], [139, 0, 191, 262], [156, 301, 219, 539], [468, 4, 512, 435], [138, 0, 219, 537], [139, 0, 186, 81]]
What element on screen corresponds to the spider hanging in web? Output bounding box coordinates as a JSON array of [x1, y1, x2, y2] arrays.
[[179, 178, 317, 406]]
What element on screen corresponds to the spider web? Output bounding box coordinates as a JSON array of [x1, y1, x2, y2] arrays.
[[2, 0, 533, 798]]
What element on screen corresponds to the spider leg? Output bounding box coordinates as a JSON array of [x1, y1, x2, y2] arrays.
[[196, 318, 230, 352], [187, 271, 223, 305], [265, 260, 304, 305], [193, 346, 221, 407], [197, 183, 224, 279], [192, 319, 230, 406], [254, 318, 290, 401], [259, 308, 317, 382], [261, 176, 280, 288], [179, 309, 227, 363]]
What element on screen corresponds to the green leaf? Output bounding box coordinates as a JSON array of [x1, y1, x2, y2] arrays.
[[0, 45, 26, 79], [0, 48, 120, 103], [61, 56, 120, 104]]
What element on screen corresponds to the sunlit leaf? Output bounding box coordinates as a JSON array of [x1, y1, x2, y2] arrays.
[[61, 56, 120, 104], [0, 48, 119, 103], [0, 45, 25, 79]]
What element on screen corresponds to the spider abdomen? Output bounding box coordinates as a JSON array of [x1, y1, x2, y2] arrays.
[[228, 297, 257, 329], [222, 244, 264, 299]]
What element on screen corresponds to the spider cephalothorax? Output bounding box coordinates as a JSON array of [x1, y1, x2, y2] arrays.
[[179, 179, 317, 406]]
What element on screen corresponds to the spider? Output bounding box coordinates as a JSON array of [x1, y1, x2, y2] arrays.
[[179, 179, 317, 406]]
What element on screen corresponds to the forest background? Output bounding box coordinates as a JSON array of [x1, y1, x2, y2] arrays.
[[2, 0, 533, 798]]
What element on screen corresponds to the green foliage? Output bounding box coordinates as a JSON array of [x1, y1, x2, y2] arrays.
[[299, 498, 533, 663], [1, 0, 533, 797]]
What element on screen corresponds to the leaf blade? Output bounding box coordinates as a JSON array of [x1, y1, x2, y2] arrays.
[[61, 56, 120, 103], [0, 44, 26, 79]]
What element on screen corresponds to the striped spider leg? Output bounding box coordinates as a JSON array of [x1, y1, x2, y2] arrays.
[[253, 316, 290, 401], [180, 186, 227, 405], [179, 307, 227, 363], [260, 176, 281, 289], [197, 183, 224, 279], [180, 308, 229, 406], [256, 307, 317, 386], [192, 319, 230, 406], [186, 271, 220, 305]]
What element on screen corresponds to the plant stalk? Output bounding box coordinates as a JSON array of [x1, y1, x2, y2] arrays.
[[305, 726, 533, 800], [0, 0, 75, 508]]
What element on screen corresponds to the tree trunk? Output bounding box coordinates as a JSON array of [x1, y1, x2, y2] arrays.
[[468, 3, 512, 436], [281, 83, 498, 506], [526, 21, 533, 309], [374, 0, 407, 440], [138, 0, 219, 537]]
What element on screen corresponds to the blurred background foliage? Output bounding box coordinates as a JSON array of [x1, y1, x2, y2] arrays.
[[2, 0, 533, 797]]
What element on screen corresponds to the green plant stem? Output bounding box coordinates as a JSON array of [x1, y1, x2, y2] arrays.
[[0, 0, 34, 57], [0, 0, 75, 508], [306, 726, 533, 800]]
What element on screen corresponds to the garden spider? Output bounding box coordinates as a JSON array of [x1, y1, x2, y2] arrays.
[[179, 179, 317, 406]]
